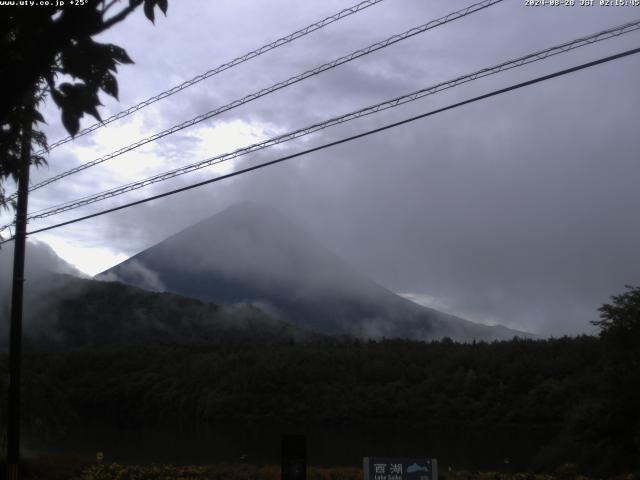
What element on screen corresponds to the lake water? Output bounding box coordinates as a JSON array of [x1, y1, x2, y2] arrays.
[[24, 422, 556, 471]]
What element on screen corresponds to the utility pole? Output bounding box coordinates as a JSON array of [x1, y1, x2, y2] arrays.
[[6, 98, 33, 480]]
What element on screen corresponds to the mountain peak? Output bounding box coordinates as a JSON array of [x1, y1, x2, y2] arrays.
[[99, 203, 529, 341]]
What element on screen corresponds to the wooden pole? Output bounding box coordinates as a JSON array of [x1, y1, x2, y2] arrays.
[[6, 99, 33, 480]]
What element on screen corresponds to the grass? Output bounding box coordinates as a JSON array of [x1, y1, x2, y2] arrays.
[[5, 457, 639, 480]]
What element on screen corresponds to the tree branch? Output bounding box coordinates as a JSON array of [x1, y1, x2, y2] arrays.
[[101, 0, 143, 32], [102, 0, 123, 17]]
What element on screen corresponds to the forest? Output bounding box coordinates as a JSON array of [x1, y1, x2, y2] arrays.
[[0, 283, 638, 475], [0, 333, 637, 474]]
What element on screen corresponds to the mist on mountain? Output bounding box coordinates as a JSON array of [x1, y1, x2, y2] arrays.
[[0, 240, 84, 342], [99, 202, 531, 341], [0, 240, 318, 350]]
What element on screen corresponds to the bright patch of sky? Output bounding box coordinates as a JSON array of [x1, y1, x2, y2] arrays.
[[38, 234, 128, 277]]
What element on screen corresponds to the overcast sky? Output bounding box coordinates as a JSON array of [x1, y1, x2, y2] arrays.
[[2, 0, 639, 336]]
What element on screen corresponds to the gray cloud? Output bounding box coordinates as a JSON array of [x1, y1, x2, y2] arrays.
[[98, 259, 166, 292], [0, 240, 83, 287], [6, 0, 639, 337], [0, 240, 85, 341]]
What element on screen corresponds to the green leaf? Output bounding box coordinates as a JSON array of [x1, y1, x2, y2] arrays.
[[109, 44, 134, 65], [143, 0, 155, 23], [32, 130, 48, 150], [85, 103, 102, 122], [62, 109, 80, 136], [50, 88, 63, 107], [61, 40, 130, 92], [32, 110, 46, 124], [60, 41, 93, 80], [58, 82, 77, 96], [31, 154, 48, 167], [157, 0, 168, 14], [56, 82, 103, 125], [101, 72, 118, 99]]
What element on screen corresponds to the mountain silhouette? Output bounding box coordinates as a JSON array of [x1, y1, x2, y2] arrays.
[[98, 202, 530, 341], [1, 240, 319, 349]]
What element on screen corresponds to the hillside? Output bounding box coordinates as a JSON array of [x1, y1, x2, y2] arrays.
[[1, 273, 320, 351], [98, 203, 530, 342]]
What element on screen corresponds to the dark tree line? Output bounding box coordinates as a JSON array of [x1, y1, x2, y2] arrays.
[[0, 334, 631, 473], [0, 285, 637, 473]]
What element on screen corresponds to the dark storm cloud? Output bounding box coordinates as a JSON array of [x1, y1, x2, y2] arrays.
[[17, 0, 640, 336]]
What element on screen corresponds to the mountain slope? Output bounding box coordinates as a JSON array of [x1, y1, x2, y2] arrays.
[[98, 203, 529, 341], [0, 273, 319, 351]]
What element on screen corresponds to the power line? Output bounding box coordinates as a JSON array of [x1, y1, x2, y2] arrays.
[[38, 0, 387, 154], [18, 19, 640, 224], [2, 45, 637, 245], [20, 0, 503, 197]]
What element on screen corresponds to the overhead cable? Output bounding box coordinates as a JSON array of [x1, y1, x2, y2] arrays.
[[18, 19, 640, 225], [20, 0, 503, 197], [1, 45, 637, 244], [39, 0, 388, 154]]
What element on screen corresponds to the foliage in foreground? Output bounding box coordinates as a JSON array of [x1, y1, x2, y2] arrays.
[[15, 456, 640, 480], [24, 460, 637, 480], [1, 0, 169, 215]]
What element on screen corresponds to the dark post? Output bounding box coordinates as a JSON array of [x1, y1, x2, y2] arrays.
[[281, 434, 306, 480], [6, 100, 33, 480]]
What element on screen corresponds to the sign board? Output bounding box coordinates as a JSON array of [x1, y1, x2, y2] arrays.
[[363, 458, 437, 480]]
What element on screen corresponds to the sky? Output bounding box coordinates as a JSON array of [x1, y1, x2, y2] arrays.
[[1, 0, 639, 336]]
